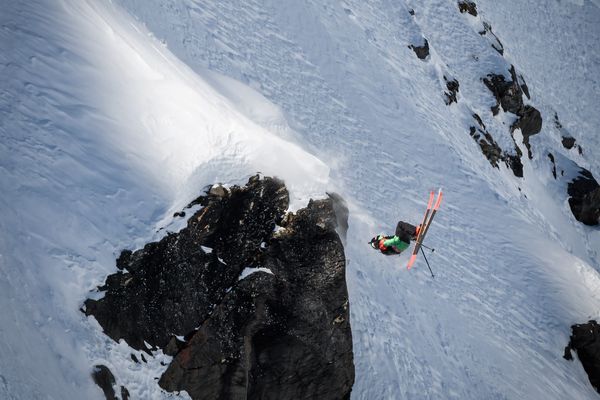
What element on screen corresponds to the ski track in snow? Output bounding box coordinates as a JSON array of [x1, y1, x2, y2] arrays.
[[1, 0, 600, 399]]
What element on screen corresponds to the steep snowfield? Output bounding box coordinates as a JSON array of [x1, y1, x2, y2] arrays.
[[1, 1, 327, 399], [1, 0, 599, 399]]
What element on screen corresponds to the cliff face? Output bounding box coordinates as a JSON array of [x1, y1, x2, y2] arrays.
[[84, 176, 354, 399]]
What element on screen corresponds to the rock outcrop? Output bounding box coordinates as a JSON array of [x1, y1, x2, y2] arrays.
[[444, 76, 460, 105], [479, 22, 504, 55], [91, 365, 129, 400], [564, 320, 600, 392], [482, 66, 542, 159], [84, 176, 354, 399], [469, 113, 523, 177], [458, 0, 477, 16], [409, 38, 430, 60], [568, 168, 600, 226]]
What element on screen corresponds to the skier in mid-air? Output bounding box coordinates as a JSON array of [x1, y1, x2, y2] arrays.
[[369, 221, 420, 255]]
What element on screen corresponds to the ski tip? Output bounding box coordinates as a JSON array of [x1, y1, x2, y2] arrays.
[[434, 191, 443, 210], [407, 254, 417, 269]]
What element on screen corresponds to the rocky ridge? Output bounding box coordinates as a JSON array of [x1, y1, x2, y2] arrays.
[[84, 176, 354, 399]]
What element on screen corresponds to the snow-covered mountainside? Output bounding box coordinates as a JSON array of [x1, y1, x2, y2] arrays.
[[1, 0, 599, 399]]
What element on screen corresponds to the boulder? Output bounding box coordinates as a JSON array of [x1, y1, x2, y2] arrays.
[[85, 176, 354, 399], [568, 168, 600, 226], [458, 0, 477, 16], [565, 320, 600, 392], [409, 38, 429, 60], [444, 76, 460, 105]]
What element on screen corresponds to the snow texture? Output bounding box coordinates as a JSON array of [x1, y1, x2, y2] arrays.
[[1, 0, 599, 399]]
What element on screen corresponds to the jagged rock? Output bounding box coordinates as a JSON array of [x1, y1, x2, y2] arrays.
[[121, 386, 130, 400], [483, 72, 523, 115], [469, 114, 523, 177], [84, 176, 290, 350], [565, 320, 600, 392], [568, 168, 600, 226], [159, 197, 354, 399], [92, 365, 117, 400], [548, 153, 557, 179], [85, 176, 354, 399], [562, 136, 576, 149], [409, 39, 429, 60], [511, 105, 542, 158], [408, 8, 415, 16], [554, 112, 563, 129], [479, 22, 504, 55], [483, 67, 542, 159], [458, 0, 477, 16], [444, 76, 460, 105]]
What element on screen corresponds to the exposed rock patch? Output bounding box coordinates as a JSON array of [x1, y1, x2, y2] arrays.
[[479, 22, 504, 55], [92, 365, 129, 400], [444, 76, 460, 105], [85, 176, 354, 399], [469, 114, 523, 177], [562, 136, 576, 150], [568, 168, 600, 226], [483, 66, 542, 159], [409, 38, 429, 60], [458, 0, 478, 16], [564, 320, 600, 392], [548, 153, 557, 179], [555, 113, 583, 154]]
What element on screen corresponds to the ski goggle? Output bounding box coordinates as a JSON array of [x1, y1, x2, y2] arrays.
[[369, 237, 379, 249]]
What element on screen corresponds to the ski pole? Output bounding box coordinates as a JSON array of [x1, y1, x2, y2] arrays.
[[420, 246, 435, 278], [421, 243, 435, 252]]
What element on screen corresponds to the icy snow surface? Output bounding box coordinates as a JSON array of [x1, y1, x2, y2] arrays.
[[1, 0, 599, 399]]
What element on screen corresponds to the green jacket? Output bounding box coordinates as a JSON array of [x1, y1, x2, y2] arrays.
[[383, 236, 409, 252]]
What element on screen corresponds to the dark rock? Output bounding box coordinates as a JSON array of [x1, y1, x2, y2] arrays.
[[409, 38, 429, 60], [565, 320, 600, 392], [562, 136, 576, 150], [483, 72, 523, 115], [121, 386, 130, 400], [130, 354, 139, 363], [86, 176, 354, 399], [159, 197, 354, 399], [140, 353, 147, 363], [409, 8, 415, 16], [479, 22, 504, 55], [554, 113, 563, 129], [548, 153, 557, 179], [458, 0, 477, 16], [568, 168, 600, 225], [163, 336, 186, 357], [511, 105, 542, 158], [518, 74, 530, 99], [84, 176, 289, 351], [483, 68, 542, 159], [505, 154, 524, 178], [469, 114, 523, 177], [91, 365, 117, 400], [443, 76, 460, 105], [173, 211, 186, 218]]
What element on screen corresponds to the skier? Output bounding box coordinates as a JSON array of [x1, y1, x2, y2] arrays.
[[369, 221, 420, 255]]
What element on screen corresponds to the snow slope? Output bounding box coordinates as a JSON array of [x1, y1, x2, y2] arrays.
[[1, 1, 327, 399], [1, 0, 600, 399]]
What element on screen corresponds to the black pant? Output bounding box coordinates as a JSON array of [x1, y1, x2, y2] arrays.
[[395, 221, 417, 243]]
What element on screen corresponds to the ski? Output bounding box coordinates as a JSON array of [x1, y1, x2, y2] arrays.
[[406, 190, 434, 268], [407, 189, 443, 269]]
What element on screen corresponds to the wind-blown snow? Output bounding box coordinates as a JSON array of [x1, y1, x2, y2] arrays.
[[1, 0, 599, 399]]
